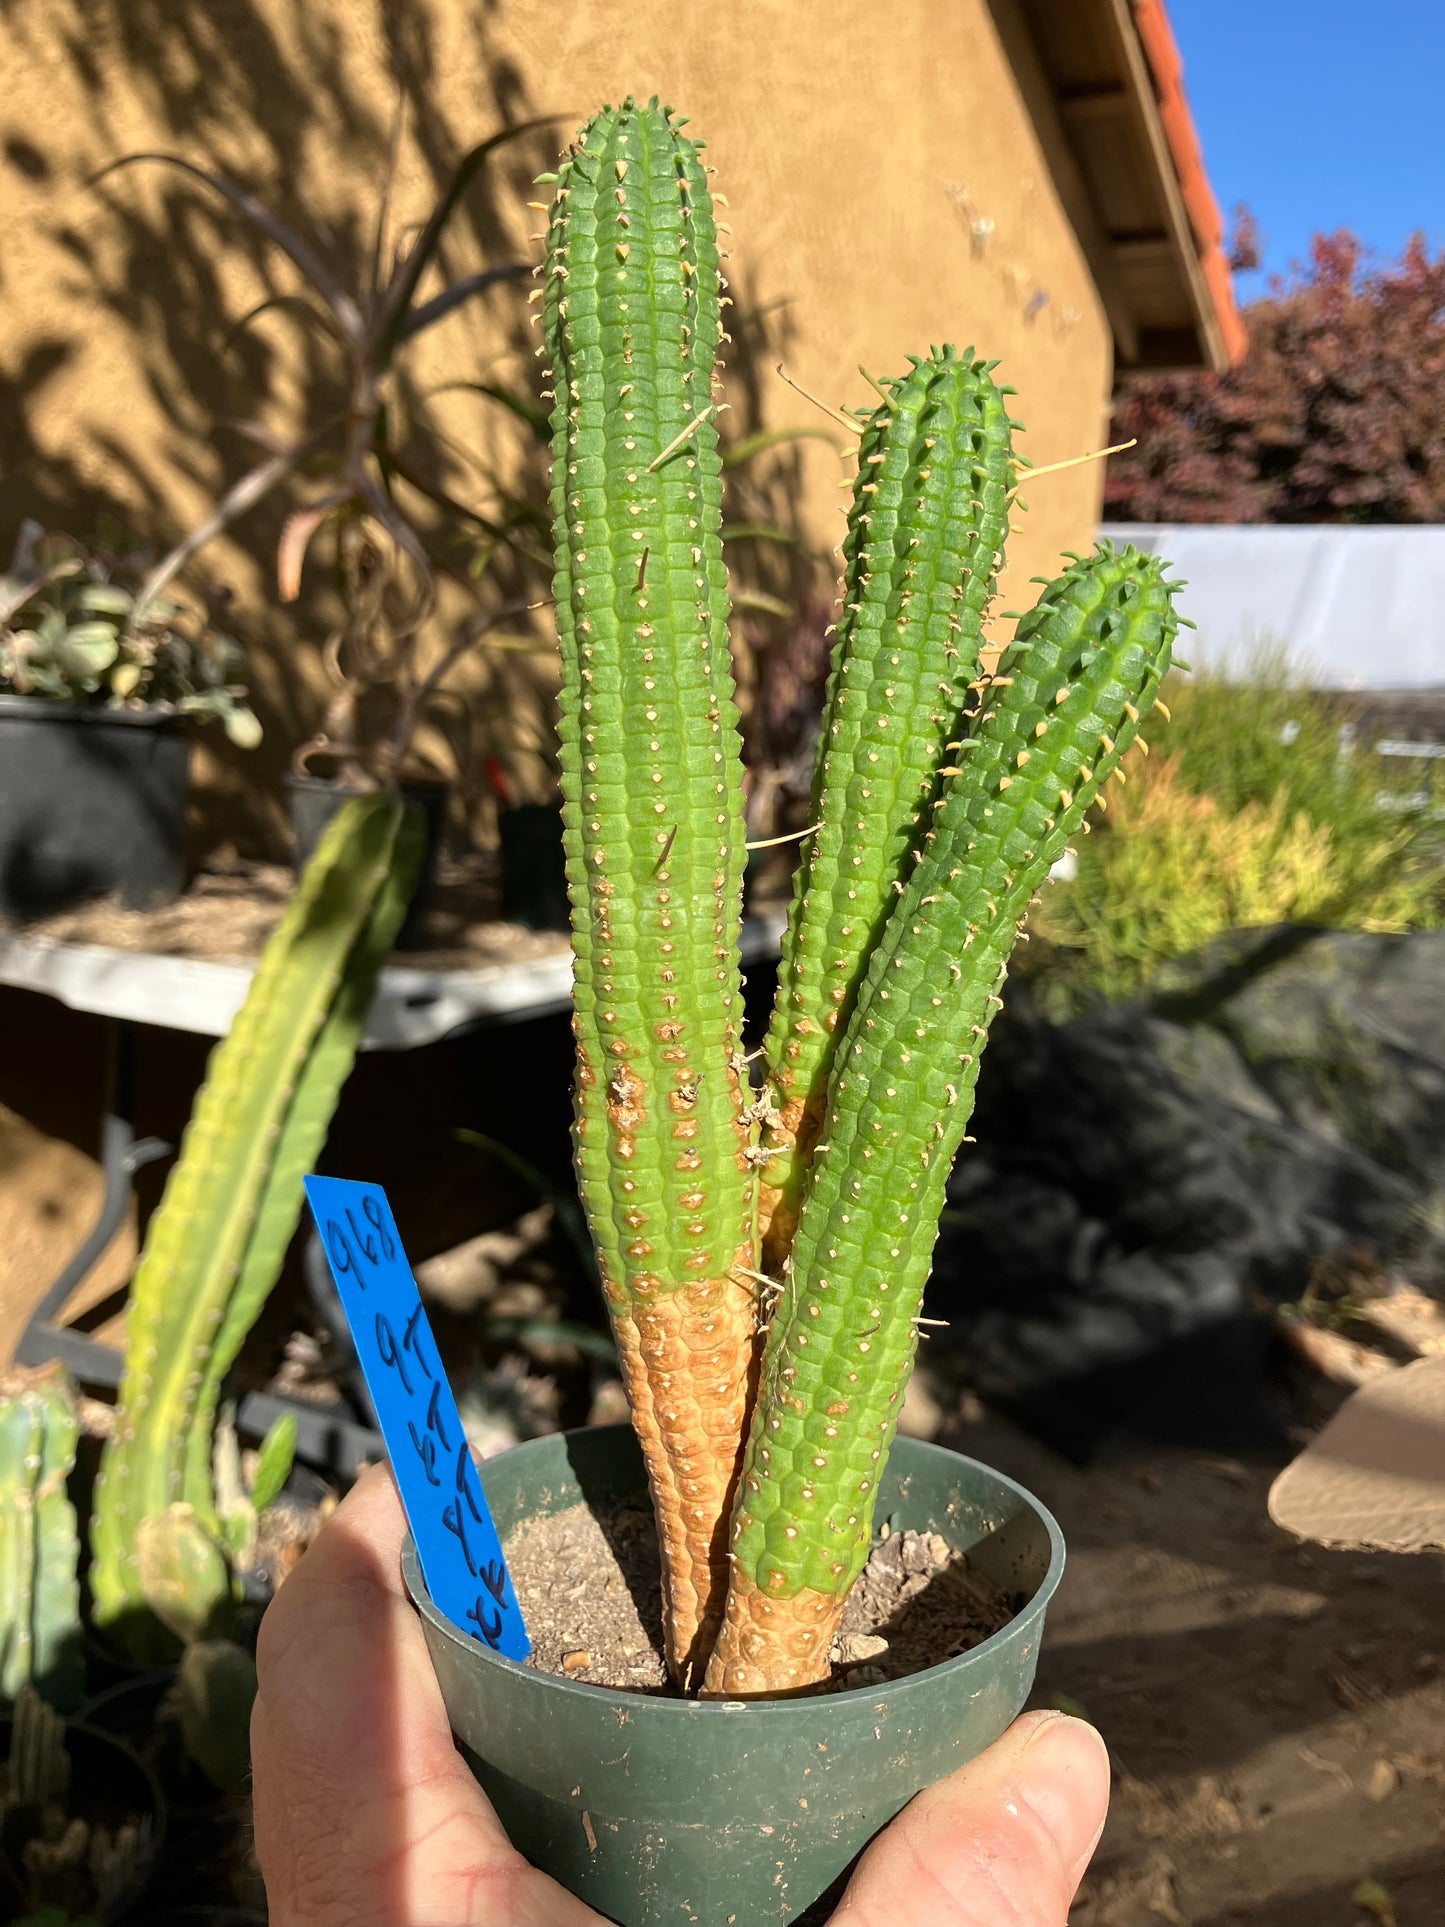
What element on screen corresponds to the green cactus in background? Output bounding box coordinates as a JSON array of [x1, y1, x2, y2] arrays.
[[91, 794, 422, 1658], [3, 1688, 146, 1921], [543, 99, 1182, 1694], [0, 1367, 83, 1712]]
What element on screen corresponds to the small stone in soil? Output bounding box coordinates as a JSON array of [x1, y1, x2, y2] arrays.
[[505, 1504, 1012, 1694]]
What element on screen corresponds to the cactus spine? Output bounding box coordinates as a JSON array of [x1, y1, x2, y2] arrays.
[[0, 1366, 82, 1712], [91, 794, 422, 1657], [544, 99, 756, 1685], [543, 99, 1182, 1696]]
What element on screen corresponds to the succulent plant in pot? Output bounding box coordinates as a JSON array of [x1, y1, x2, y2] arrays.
[[404, 98, 1182, 1925], [0, 522, 259, 918]]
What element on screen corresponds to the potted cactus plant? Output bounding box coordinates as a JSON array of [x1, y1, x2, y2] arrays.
[[403, 99, 1182, 1924], [0, 522, 259, 919]]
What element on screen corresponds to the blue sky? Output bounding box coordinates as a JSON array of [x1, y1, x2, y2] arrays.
[[1169, 1, 1445, 301]]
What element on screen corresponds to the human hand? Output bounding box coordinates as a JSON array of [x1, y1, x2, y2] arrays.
[[252, 1465, 1108, 1927]]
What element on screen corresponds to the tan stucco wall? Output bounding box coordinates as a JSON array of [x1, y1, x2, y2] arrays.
[[0, 0, 1112, 1344], [0, 0, 1111, 841]]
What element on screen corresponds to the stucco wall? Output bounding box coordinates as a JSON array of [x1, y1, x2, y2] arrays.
[[0, 0, 1111, 842], [0, 0, 1113, 1337]]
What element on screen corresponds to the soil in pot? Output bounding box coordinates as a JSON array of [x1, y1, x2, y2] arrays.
[[407, 1424, 1063, 1927], [505, 1500, 1014, 1695]]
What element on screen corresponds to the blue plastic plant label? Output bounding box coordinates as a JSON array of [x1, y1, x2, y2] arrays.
[[302, 1175, 531, 1662]]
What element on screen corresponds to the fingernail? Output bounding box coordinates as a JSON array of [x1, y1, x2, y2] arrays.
[[1018, 1712, 1111, 1881]]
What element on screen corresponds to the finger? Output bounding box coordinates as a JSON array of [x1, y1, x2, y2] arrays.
[[831, 1711, 1111, 1927], [251, 1463, 598, 1927]]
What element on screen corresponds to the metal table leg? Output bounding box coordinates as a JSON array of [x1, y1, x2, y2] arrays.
[[13, 1017, 383, 1475], [16, 1018, 170, 1363]]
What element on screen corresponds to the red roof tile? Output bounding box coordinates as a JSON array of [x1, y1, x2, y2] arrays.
[[1133, 0, 1248, 363]]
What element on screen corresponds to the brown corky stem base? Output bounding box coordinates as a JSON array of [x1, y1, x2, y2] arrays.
[[611, 1278, 759, 1689], [700, 1573, 845, 1697]]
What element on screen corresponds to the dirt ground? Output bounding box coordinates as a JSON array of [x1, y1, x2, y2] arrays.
[[930, 1392, 1445, 1926]]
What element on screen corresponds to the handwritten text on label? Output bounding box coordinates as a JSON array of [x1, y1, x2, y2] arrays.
[[303, 1175, 530, 1661]]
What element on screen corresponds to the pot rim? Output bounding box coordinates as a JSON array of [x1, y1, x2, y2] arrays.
[[403, 1424, 1065, 1717], [0, 691, 184, 728]]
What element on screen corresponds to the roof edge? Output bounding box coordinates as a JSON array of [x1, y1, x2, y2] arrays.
[[1130, 0, 1247, 365]]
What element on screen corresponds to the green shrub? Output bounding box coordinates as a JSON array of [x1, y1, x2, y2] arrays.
[[1037, 659, 1444, 992]]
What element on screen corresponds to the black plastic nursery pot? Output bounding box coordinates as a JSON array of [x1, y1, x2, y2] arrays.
[[285, 774, 448, 950], [405, 1423, 1065, 1927], [0, 695, 190, 918], [498, 801, 571, 933]]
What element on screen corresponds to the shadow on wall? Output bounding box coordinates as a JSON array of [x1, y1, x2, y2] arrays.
[[0, 0, 829, 863]]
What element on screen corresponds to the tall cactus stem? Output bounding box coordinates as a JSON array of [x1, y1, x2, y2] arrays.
[[544, 98, 756, 1683]]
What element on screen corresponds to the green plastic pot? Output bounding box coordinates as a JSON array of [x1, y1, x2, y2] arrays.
[[404, 1424, 1063, 1926]]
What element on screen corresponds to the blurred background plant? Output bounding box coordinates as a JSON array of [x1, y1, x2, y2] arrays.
[[97, 109, 558, 792], [0, 521, 259, 748], [1034, 653, 1445, 993]]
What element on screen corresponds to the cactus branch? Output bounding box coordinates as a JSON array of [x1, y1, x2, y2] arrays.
[[705, 545, 1182, 1695], [756, 349, 1017, 1272]]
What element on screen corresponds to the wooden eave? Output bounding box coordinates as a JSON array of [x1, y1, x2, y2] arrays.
[[989, 0, 1242, 374]]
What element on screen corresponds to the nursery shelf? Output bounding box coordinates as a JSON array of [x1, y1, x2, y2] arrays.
[[5, 912, 786, 1470], [0, 911, 786, 1045]]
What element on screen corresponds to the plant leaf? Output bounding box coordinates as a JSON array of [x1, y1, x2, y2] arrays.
[[277, 495, 346, 602], [719, 522, 811, 552], [372, 115, 567, 361], [456, 1127, 599, 1288], [75, 583, 134, 617], [481, 1313, 617, 1366], [429, 379, 550, 437], [223, 703, 263, 750], [401, 264, 531, 341], [130, 419, 342, 620], [722, 425, 838, 469], [1353, 1878, 1399, 1927], [56, 622, 120, 679], [224, 291, 343, 356], [730, 588, 793, 619], [94, 153, 366, 342], [249, 1411, 297, 1512]]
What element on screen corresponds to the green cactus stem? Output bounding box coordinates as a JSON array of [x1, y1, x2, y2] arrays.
[[756, 350, 1017, 1272], [0, 1367, 82, 1712], [543, 97, 756, 1684], [705, 545, 1181, 1694], [91, 794, 422, 1658], [4, 1684, 69, 1805]]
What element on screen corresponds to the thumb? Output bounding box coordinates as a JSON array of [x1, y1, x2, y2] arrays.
[[831, 1711, 1110, 1927]]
